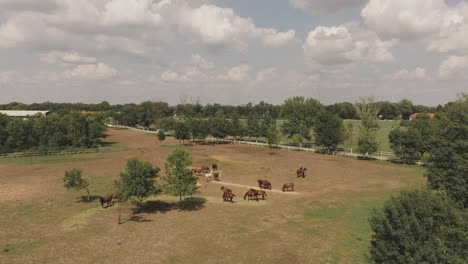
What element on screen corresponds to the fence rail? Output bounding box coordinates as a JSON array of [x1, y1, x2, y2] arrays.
[[0, 148, 104, 159]]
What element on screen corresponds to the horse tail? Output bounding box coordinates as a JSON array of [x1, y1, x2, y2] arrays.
[[99, 196, 104, 207], [244, 193, 247, 200]]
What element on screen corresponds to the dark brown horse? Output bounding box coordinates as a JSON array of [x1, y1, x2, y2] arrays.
[[213, 173, 220, 181], [201, 165, 210, 173], [212, 163, 218, 171], [244, 190, 258, 201], [99, 194, 113, 208], [282, 183, 295, 192], [297, 167, 307, 178], [221, 186, 232, 194], [223, 192, 235, 202], [252, 188, 267, 199], [258, 179, 272, 190]]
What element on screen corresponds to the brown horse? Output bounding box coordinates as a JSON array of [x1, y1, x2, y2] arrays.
[[244, 190, 258, 201], [252, 188, 267, 199], [213, 173, 220, 181], [221, 186, 232, 194], [282, 183, 295, 192], [192, 168, 202, 175], [223, 192, 235, 202], [99, 195, 113, 208], [201, 165, 210, 173], [297, 167, 307, 178], [212, 163, 218, 171], [258, 179, 272, 190]]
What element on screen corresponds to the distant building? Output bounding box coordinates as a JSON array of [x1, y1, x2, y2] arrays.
[[409, 113, 435, 121], [0, 110, 50, 117]]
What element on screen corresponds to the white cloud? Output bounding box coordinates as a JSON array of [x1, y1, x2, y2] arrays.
[[63, 63, 118, 79], [101, 0, 163, 27], [40, 51, 97, 65], [438, 55, 468, 79], [177, 4, 296, 51], [217, 65, 253, 81], [190, 54, 215, 70], [290, 0, 368, 15], [391, 67, 429, 80], [255, 68, 278, 82], [303, 22, 397, 66], [362, 0, 468, 55]]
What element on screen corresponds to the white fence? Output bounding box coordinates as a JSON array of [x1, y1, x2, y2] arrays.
[[0, 148, 104, 158]]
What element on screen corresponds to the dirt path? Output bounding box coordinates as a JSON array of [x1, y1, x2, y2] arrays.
[[209, 180, 300, 195]]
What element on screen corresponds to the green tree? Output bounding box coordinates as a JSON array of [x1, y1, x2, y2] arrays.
[[357, 131, 378, 156], [230, 112, 244, 139], [118, 158, 161, 204], [345, 122, 354, 146], [157, 130, 165, 144], [354, 96, 380, 131], [314, 111, 345, 150], [174, 122, 190, 144], [281, 97, 323, 141], [389, 127, 421, 161], [163, 149, 198, 203], [265, 124, 280, 147], [63, 169, 90, 201], [426, 94, 468, 208], [369, 189, 467, 264]]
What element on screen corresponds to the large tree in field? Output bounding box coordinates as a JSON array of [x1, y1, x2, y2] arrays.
[[314, 111, 345, 150], [163, 149, 197, 203], [354, 97, 380, 156], [265, 124, 280, 147], [174, 122, 190, 144], [369, 189, 467, 264], [119, 158, 161, 204], [64, 169, 90, 201], [281, 96, 323, 140], [426, 94, 468, 208], [157, 130, 165, 144]]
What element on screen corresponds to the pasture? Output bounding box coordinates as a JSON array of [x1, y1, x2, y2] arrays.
[[0, 129, 425, 264]]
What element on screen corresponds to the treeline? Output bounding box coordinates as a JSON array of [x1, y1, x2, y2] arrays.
[[369, 95, 468, 263], [0, 113, 106, 153], [0, 98, 443, 125]]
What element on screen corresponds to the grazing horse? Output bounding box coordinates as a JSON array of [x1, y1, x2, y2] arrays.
[[213, 173, 220, 181], [99, 195, 113, 208], [221, 186, 232, 194], [201, 165, 210, 173], [212, 163, 218, 171], [223, 192, 235, 203], [192, 168, 202, 175], [258, 179, 272, 190], [297, 167, 307, 178], [244, 190, 258, 201], [282, 183, 295, 192], [253, 189, 267, 199]]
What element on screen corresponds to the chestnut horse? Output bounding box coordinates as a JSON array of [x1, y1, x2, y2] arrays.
[[282, 183, 295, 192], [258, 179, 272, 190], [297, 167, 307, 178], [221, 186, 232, 194], [201, 165, 210, 173], [223, 192, 235, 202], [213, 173, 220, 181], [244, 190, 258, 201], [192, 168, 202, 175], [99, 194, 113, 208], [252, 188, 267, 199]]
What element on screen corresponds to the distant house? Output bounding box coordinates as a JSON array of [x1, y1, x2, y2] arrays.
[[0, 110, 50, 117], [409, 113, 435, 121]]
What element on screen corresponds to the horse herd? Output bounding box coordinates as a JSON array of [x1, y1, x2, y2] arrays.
[[219, 167, 306, 203], [98, 165, 307, 207]]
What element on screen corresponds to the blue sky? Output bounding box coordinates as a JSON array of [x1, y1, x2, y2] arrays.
[[0, 0, 467, 106]]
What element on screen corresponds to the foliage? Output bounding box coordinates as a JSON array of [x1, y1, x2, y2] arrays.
[[357, 131, 378, 155], [173, 122, 191, 143], [163, 149, 197, 202], [265, 124, 280, 147], [157, 130, 165, 144], [118, 158, 161, 203], [389, 116, 433, 161], [314, 111, 345, 150], [369, 189, 468, 264], [425, 94, 468, 208], [230, 112, 244, 139], [281, 97, 323, 140], [354, 96, 380, 131], [63, 168, 90, 201]]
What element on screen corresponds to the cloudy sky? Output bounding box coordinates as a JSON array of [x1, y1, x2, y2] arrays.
[[0, 0, 467, 106]]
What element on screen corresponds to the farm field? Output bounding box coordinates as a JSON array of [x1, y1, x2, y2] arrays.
[[0, 128, 425, 264]]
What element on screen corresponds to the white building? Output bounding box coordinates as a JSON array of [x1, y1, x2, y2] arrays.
[[0, 110, 50, 117]]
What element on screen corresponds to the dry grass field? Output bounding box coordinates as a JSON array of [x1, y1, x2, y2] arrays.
[[0, 129, 426, 264]]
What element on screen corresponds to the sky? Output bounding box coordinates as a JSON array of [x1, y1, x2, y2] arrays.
[[0, 0, 467, 106]]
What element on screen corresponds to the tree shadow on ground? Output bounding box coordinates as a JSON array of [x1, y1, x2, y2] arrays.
[[75, 195, 100, 203], [131, 197, 207, 215]]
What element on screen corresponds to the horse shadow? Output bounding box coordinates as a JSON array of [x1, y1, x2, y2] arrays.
[[131, 197, 206, 215], [76, 195, 101, 203]]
